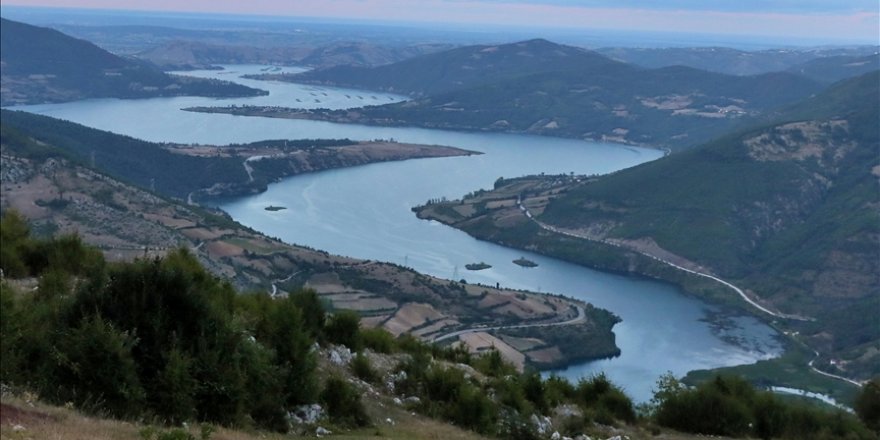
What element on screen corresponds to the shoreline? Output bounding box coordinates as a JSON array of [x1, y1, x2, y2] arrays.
[[182, 104, 673, 153]]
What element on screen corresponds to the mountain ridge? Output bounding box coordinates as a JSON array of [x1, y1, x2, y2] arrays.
[[234, 38, 824, 149], [0, 18, 266, 106], [413, 71, 880, 381]]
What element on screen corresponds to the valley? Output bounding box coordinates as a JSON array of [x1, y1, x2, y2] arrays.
[[1, 8, 878, 438]]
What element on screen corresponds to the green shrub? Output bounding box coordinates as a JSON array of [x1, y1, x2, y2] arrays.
[[54, 315, 145, 418], [325, 310, 362, 351], [473, 348, 516, 378], [361, 327, 395, 353], [151, 347, 197, 424], [352, 352, 378, 383], [575, 374, 635, 424], [856, 379, 880, 432], [320, 376, 370, 428], [449, 383, 498, 434]]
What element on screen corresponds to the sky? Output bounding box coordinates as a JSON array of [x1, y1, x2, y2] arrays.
[[2, 0, 879, 44]]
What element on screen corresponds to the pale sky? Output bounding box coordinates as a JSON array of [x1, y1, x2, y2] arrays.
[[2, 0, 879, 43]]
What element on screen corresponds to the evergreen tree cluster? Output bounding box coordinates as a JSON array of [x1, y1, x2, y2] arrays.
[[1, 211, 321, 431], [2, 210, 878, 438]]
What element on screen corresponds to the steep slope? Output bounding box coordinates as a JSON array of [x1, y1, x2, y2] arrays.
[[534, 71, 880, 379], [0, 18, 265, 105], [350, 65, 819, 148], [413, 71, 879, 380]]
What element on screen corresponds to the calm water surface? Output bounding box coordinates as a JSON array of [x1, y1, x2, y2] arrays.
[[16, 65, 782, 402]]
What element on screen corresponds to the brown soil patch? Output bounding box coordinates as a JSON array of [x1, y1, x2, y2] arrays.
[[325, 293, 397, 312], [384, 303, 445, 336], [205, 240, 244, 257], [142, 213, 196, 229], [360, 315, 390, 328], [411, 319, 460, 338], [180, 227, 228, 241]]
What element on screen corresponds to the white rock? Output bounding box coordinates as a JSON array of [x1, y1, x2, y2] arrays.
[[315, 426, 332, 437], [385, 417, 395, 425], [574, 436, 592, 440], [551, 431, 561, 440], [12, 425, 25, 432], [404, 395, 421, 405], [288, 403, 324, 425], [531, 414, 553, 435], [392, 397, 403, 405], [328, 345, 353, 366], [605, 436, 622, 440]]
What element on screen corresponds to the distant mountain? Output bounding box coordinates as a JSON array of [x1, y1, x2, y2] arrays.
[[595, 46, 879, 77], [268, 39, 823, 149], [0, 18, 265, 106], [288, 38, 627, 96], [133, 40, 311, 70], [787, 53, 880, 83], [135, 40, 454, 71]]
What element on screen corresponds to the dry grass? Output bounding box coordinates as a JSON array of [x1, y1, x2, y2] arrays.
[[0, 394, 488, 440]]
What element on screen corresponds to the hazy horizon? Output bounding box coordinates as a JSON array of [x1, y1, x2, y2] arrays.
[[1, 1, 878, 47]]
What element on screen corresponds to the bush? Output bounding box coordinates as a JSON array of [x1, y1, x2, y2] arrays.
[[351, 353, 378, 383], [449, 382, 498, 434], [575, 374, 635, 424], [54, 315, 145, 418], [320, 376, 370, 428], [151, 347, 197, 424], [361, 327, 395, 353], [473, 348, 516, 378], [653, 374, 875, 439], [325, 310, 362, 351], [856, 379, 880, 433]]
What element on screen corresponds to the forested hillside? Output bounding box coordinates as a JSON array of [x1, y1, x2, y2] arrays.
[[509, 71, 879, 380]]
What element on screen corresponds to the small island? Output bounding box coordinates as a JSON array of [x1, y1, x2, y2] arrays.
[[465, 262, 492, 271], [264, 205, 287, 211], [513, 257, 538, 268]]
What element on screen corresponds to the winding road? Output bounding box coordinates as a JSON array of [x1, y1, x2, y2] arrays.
[[515, 199, 870, 389], [516, 199, 811, 321]]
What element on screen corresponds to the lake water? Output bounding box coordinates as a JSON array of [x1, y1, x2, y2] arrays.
[[14, 65, 783, 402]]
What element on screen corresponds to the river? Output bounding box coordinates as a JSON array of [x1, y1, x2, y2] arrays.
[[14, 65, 783, 402]]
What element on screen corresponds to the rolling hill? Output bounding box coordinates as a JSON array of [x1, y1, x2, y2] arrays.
[[595, 46, 879, 77], [244, 39, 824, 149], [417, 71, 880, 381], [787, 53, 880, 83], [0, 18, 265, 106]]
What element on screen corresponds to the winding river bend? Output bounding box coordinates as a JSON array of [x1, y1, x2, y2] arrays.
[[15, 65, 783, 402]]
